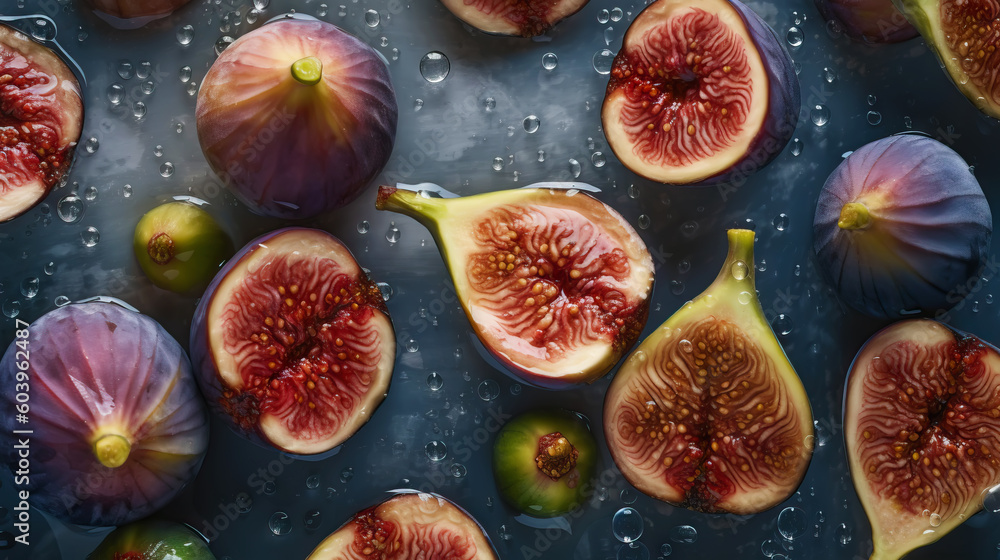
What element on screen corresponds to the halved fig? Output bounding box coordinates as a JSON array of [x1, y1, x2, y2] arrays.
[[189, 227, 394, 455], [602, 0, 799, 185], [845, 319, 1000, 560], [87, 519, 216, 560], [375, 184, 654, 389], [604, 229, 814, 514], [814, 0, 918, 43], [895, 0, 1000, 117], [307, 492, 497, 560], [438, 0, 589, 37], [813, 134, 992, 319], [83, 0, 193, 20], [0, 23, 83, 222]]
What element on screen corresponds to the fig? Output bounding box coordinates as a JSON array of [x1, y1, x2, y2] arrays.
[[190, 227, 394, 455], [601, 0, 799, 186], [83, 0, 193, 20], [845, 319, 1000, 560], [133, 201, 234, 296], [814, 0, 918, 43], [375, 185, 655, 389], [307, 492, 497, 560], [813, 134, 992, 319], [604, 229, 813, 514], [88, 519, 216, 560], [438, 0, 590, 37], [895, 0, 1000, 118], [196, 16, 398, 220], [0, 23, 83, 222], [492, 409, 598, 517], [0, 302, 209, 527]]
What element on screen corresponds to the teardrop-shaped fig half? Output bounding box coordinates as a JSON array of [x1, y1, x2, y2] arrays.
[[307, 492, 497, 560], [439, 0, 590, 37], [813, 0, 918, 43], [190, 227, 395, 455], [376, 185, 654, 389], [602, 0, 799, 185], [605, 229, 814, 514], [845, 319, 1000, 560]]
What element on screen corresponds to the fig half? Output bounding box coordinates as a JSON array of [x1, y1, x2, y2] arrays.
[[87, 519, 216, 560], [439, 0, 590, 37], [845, 319, 1000, 560], [814, 0, 918, 43], [376, 185, 654, 389], [190, 227, 394, 455], [307, 492, 497, 559], [602, 0, 799, 185], [604, 229, 814, 514]]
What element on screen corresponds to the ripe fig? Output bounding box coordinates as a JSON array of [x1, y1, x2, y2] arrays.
[[190, 227, 394, 455], [375, 185, 654, 389], [845, 319, 1000, 560], [307, 492, 497, 559], [813, 134, 992, 319], [439, 0, 590, 37], [604, 229, 813, 514], [895, 0, 1000, 118], [0, 302, 209, 527], [133, 201, 234, 296], [602, 0, 799, 185], [87, 519, 216, 560], [492, 409, 598, 517], [83, 0, 194, 21], [0, 23, 83, 222], [196, 16, 398, 219], [813, 0, 918, 43]]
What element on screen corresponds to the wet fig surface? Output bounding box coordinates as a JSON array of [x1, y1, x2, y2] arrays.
[[844, 319, 1000, 560], [604, 229, 813, 514], [439, 0, 590, 37], [0, 302, 209, 527], [190, 227, 394, 455], [83, 0, 194, 21], [813, 134, 992, 319], [376, 184, 654, 389], [306, 492, 497, 559], [813, 0, 918, 43], [602, 0, 799, 185], [87, 519, 216, 560]]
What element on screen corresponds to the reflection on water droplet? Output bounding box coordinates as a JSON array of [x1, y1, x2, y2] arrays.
[[592, 152, 606, 167], [340, 467, 354, 483], [669, 525, 697, 544], [492, 157, 505, 171], [612, 507, 643, 543], [823, 67, 837, 84], [542, 52, 558, 70], [107, 83, 124, 105], [413, 98, 424, 111], [43, 262, 55, 276], [177, 24, 195, 45], [57, 195, 84, 223], [117, 60, 133, 80], [450, 463, 467, 478], [617, 542, 649, 560], [637, 214, 650, 230], [678, 339, 693, 353], [133, 101, 147, 119], [867, 111, 882, 126], [598, 9, 610, 24], [405, 339, 419, 352], [810, 105, 830, 127], [670, 280, 684, 295], [215, 35, 235, 55], [2, 300, 19, 318], [365, 9, 380, 27], [268, 512, 291, 535], [835, 522, 852, 545], [54, 295, 70, 307], [738, 291, 752, 305], [81, 226, 100, 247], [304, 510, 322, 530], [773, 213, 789, 231], [777, 506, 807, 540], [569, 159, 582, 179], [477, 380, 500, 401], [523, 115, 540, 133], [628, 184, 639, 199], [179, 65, 193, 83], [790, 138, 803, 157], [262, 481, 276, 495], [867, 94, 877, 106], [772, 314, 793, 336], [253, 0, 269, 9], [604, 27, 615, 45], [929, 512, 942, 527], [385, 223, 400, 244], [376, 282, 392, 301], [19, 278, 38, 299], [786, 27, 803, 47], [160, 162, 175, 177], [426, 371, 443, 391], [84, 137, 99, 154], [593, 49, 614, 74], [357, 220, 370, 234], [419, 52, 450, 83], [731, 261, 749, 280], [425, 440, 447, 461], [306, 475, 320, 489]]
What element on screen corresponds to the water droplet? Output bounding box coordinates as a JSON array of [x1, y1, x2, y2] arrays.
[[810, 105, 830, 127], [268, 512, 291, 535], [835, 522, 852, 545], [19, 278, 38, 299], [670, 280, 684, 295], [867, 111, 882, 126], [773, 213, 789, 232], [340, 467, 354, 483], [760, 539, 781, 557], [140, 80, 155, 95], [419, 52, 450, 83], [904, 115, 913, 129], [405, 339, 419, 352], [215, 36, 234, 55], [867, 94, 878, 106], [133, 101, 147, 119], [777, 506, 807, 540], [483, 96, 496, 112], [535, 149, 546, 163], [772, 314, 793, 336], [304, 510, 322, 530], [385, 223, 400, 244], [81, 137, 99, 155], [253, 0, 269, 9], [54, 295, 70, 307], [617, 542, 649, 560], [790, 138, 803, 157], [426, 371, 444, 391], [659, 543, 672, 556], [43, 262, 55, 276], [731, 261, 749, 280], [106, 83, 125, 105], [177, 24, 195, 45], [179, 65, 193, 83], [30, 19, 55, 41], [364, 9, 380, 27], [542, 52, 558, 70], [823, 67, 837, 84], [786, 27, 803, 47], [637, 214, 650, 230], [738, 291, 753, 305], [669, 525, 697, 544], [1, 300, 19, 318], [593, 49, 615, 74], [57, 195, 84, 223], [492, 156, 505, 172], [592, 152, 606, 167], [450, 463, 467, 478], [678, 339, 693, 353], [186, 81, 198, 96], [510, 383, 522, 395], [425, 440, 448, 461], [160, 162, 175, 177], [303, 475, 320, 489], [628, 184, 639, 199], [612, 507, 643, 543], [246, 9, 261, 24], [498, 524, 513, 541], [357, 220, 370, 234], [81, 226, 100, 247], [597, 9, 610, 24], [262, 481, 277, 495], [929, 512, 942, 527], [475, 379, 500, 401], [412, 98, 424, 111], [135, 61, 151, 80], [568, 158, 582, 178], [523, 115, 540, 133], [117, 60, 134, 80], [610, 7, 624, 21]]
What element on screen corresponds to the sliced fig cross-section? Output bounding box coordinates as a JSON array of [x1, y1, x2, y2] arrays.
[[604, 229, 813, 514], [190, 227, 395, 455], [376, 185, 654, 389], [438, 0, 590, 36], [845, 319, 1000, 560], [602, 0, 799, 185]]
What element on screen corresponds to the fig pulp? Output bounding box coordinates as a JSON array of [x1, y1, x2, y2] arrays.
[[196, 17, 398, 219], [439, 0, 590, 36], [0, 24, 83, 222], [813, 134, 992, 319], [0, 302, 209, 527], [493, 409, 598, 517], [895, 0, 1000, 118], [602, 0, 799, 185], [375, 185, 654, 389], [190, 227, 394, 455], [845, 319, 1000, 560], [307, 492, 497, 560], [87, 519, 216, 560], [604, 229, 813, 514], [814, 0, 918, 43]]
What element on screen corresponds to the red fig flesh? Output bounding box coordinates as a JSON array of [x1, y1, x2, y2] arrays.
[[439, 0, 590, 36]]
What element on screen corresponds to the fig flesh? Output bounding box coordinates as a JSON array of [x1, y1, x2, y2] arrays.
[[492, 409, 598, 517], [814, 0, 918, 43], [845, 319, 1000, 560], [813, 134, 992, 319], [604, 229, 813, 514], [196, 17, 398, 219], [87, 519, 216, 560], [190, 227, 394, 455], [439, 0, 590, 37], [375, 184, 654, 389], [602, 0, 799, 185], [307, 492, 497, 560], [0, 23, 83, 222], [0, 302, 209, 527]]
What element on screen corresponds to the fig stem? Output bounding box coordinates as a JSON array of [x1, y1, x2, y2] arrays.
[[374, 186, 447, 227], [291, 56, 324, 86], [713, 229, 756, 289], [93, 433, 131, 469], [838, 202, 872, 230]]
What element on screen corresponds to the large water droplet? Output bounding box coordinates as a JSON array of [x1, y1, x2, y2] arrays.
[[268, 512, 292, 535], [84, 186, 98, 202], [731, 261, 749, 280], [810, 105, 830, 127], [592, 152, 606, 167], [542, 52, 558, 70], [160, 162, 175, 177], [450, 463, 468, 478], [823, 67, 837, 84], [253, 0, 269, 9], [81, 226, 100, 247], [477, 379, 500, 401], [57, 195, 84, 223], [773, 213, 789, 231], [385, 223, 400, 244], [54, 295, 70, 307], [568, 158, 582, 178], [786, 26, 804, 47], [426, 371, 443, 391], [669, 525, 697, 544], [117, 60, 133, 80], [522, 115, 541, 134], [179, 65, 193, 83], [84, 137, 99, 154], [357, 220, 370, 234], [777, 506, 807, 540], [425, 440, 448, 461], [637, 214, 650, 230], [1, 300, 19, 319], [107, 83, 125, 105], [772, 314, 794, 336], [365, 9, 380, 27], [790, 138, 803, 157], [19, 278, 38, 299], [419, 52, 450, 83], [597, 9, 610, 24], [867, 111, 882, 126], [133, 101, 147, 119], [215, 35, 235, 55], [177, 24, 195, 45], [612, 507, 643, 543], [929, 512, 942, 527], [593, 49, 615, 74]]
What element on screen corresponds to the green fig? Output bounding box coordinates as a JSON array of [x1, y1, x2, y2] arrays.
[[604, 229, 814, 514]]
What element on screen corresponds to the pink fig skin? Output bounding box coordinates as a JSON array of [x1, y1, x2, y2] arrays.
[[814, 0, 918, 43]]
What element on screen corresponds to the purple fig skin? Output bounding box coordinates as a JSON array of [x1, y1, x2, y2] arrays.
[[814, 0, 918, 43], [0, 302, 208, 527]]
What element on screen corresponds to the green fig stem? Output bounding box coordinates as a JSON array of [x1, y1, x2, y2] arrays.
[[838, 202, 872, 230], [714, 229, 756, 290], [375, 186, 448, 228], [148, 232, 175, 265], [93, 433, 131, 469], [291, 56, 323, 86]]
